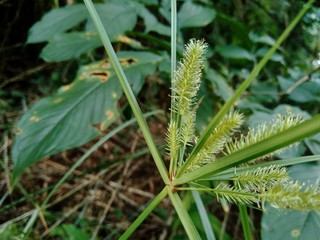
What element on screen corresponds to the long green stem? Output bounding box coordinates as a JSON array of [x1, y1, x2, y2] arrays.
[[210, 155, 320, 181], [171, 0, 177, 84], [176, 0, 315, 177], [168, 190, 202, 240], [239, 205, 253, 240], [192, 190, 216, 240], [169, 0, 177, 178], [83, 0, 169, 184], [120, 187, 168, 240]]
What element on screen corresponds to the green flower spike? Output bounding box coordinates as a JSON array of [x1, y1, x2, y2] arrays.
[[167, 39, 208, 178]]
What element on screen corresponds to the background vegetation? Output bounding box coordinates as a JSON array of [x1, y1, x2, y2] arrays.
[[1, 0, 320, 239]]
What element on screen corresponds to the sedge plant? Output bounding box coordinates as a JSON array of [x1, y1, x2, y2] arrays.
[[19, 0, 319, 239], [81, 0, 320, 239]]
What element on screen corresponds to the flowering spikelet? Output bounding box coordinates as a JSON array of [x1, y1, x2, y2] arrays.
[[166, 120, 180, 161], [172, 39, 208, 115], [213, 184, 259, 206], [263, 181, 320, 211], [233, 165, 289, 192], [225, 113, 302, 158], [187, 111, 244, 171], [166, 39, 207, 174], [180, 113, 196, 146]]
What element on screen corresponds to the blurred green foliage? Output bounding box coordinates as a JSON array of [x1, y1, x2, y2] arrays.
[[8, 0, 320, 239]]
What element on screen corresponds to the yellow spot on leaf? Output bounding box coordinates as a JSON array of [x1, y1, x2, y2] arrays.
[[106, 110, 114, 120], [15, 128, 23, 135], [112, 92, 118, 99], [54, 98, 62, 104], [84, 32, 97, 40], [119, 57, 138, 67], [30, 116, 40, 122], [117, 35, 142, 48], [291, 229, 300, 238], [117, 35, 132, 44], [100, 122, 106, 131], [78, 72, 87, 81], [62, 84, 73, 92], [101, 60, 110, 69]]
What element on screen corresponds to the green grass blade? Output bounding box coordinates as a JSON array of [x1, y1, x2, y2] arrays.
[[83, 0, 169, 184], [22, 110, 163, 237], [210, 155, 320, 181], [174, 115, 320, 185], [177, 0, 315, 177], [169, 0, 177, 178], [239, 205, 253, 240], [120, 187, 168, 240], [171, 0, 177, 84], [168, 190, 202, 240], [192, 190, 216, 240], [43, 110, 163, 207]]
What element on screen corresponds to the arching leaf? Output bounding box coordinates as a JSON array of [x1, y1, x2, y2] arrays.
[[40, 32, 102, 62], [261, 163, 320, 240], [178, 1, 216, 29], [12, 52, 165, 181], [27, 4, 88, 43], [85, 2, 137, 41]]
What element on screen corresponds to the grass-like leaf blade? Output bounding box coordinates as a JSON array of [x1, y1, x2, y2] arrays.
[[174, 115, 320, 185]]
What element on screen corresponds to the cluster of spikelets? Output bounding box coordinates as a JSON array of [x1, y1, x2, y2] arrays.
[[166, 39, 320, 211]]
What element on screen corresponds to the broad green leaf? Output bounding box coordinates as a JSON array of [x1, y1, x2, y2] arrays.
[[305, 133, 320, 154], [115, 35, 144, 50], [249, 32, 276, 46], [278, 76, 320, 103], [27, 4, 87, 43], [206, 69, 234, 102], [12, 61, 122, 180], [117, 51, 165, 94], [40, 32, 102, 62], [134, 3, 171, 36], [178, 1, 216, 28], [216, 13, 251, 47], [248, 84, 279, 104], [238, 100, 272, 113], [288, 162, 320, 183], [139, 0, 158, 5], [247, 111, 274, 128], [261, 163, 320, 240], [85, 2, 137, 41], [159, 5, 171, 23], [12, 51, 164, 180], [217, 45, 254, 61], [275, 143, 307, 159], [141, 8, 171, 35], [261, 207, 320, 240]]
